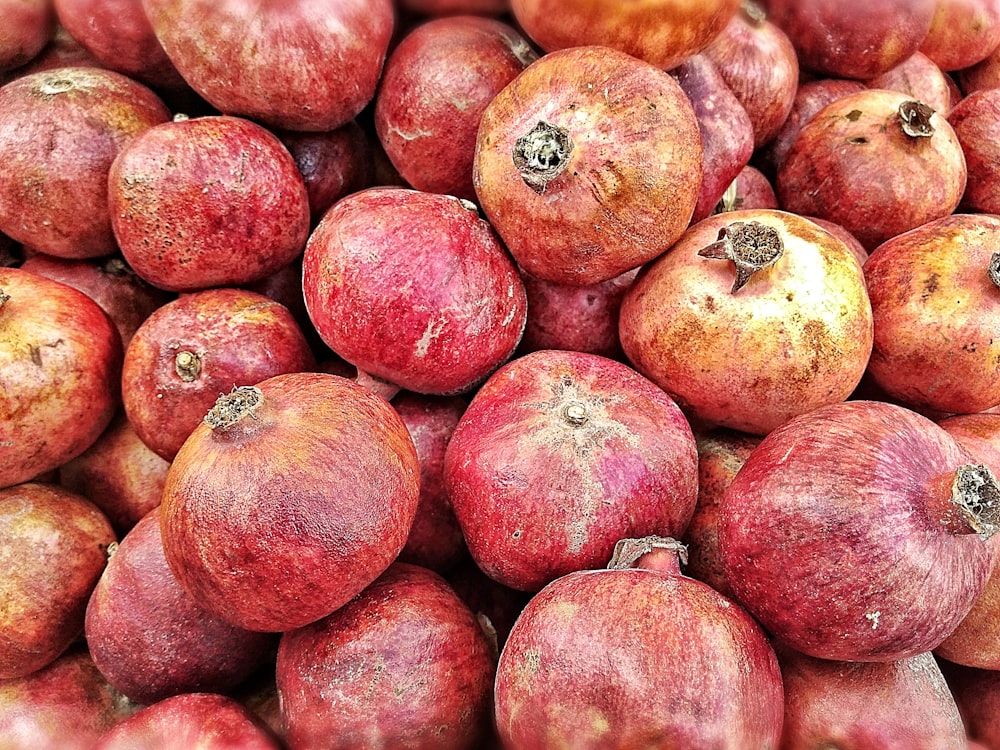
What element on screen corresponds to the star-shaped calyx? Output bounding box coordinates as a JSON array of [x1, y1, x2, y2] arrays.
[[697, 220, 784, 293]]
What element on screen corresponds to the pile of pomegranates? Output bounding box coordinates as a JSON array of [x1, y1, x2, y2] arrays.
[[5, 0, 1000, 747]]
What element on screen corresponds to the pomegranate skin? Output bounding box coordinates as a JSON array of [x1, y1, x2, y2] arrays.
[[444, 350, 698, 592], [948, 88, 1000, 214], [867, 51, 954, 117], [109, 115, 311, 292], [302, 188, 527, 395], [776, 88, 967, 250], [509, 0, 740, 71], [374, 15, 536, 202], [619, 209, 873, 436], [919, 0, 1000, 73], [0, 267, 123, 488], [0, 482, 116, 680], [160, 372, 420, 632], [121, 287, 317, 462], [719, 399, 998, 662], [0, 66, 170, 259], [0, 646, 136, 750], [277, 563, 496, 750], [0, 0, 54, 72], [141, 0, 394, 132], [494, 550, 784, 748], [777, 645, 966, 749], [473, 45, 703, 286], [93, 692, 282, 750], [863, 213, 1000, 415]]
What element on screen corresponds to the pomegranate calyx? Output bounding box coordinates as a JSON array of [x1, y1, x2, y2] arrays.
[[0, 288, 9, 307], [742, 0, 767, 25], [898, 100, 935, 138], [512, 120, 574, 194], [698, 220, 784, 293], [989, 252, 1000, 289], [951, 464, 1000, 540], [204, 384, 262, 430], [560, 400, 589, 426], [607, 536, 688, 572], [174, 350, 202, 382]]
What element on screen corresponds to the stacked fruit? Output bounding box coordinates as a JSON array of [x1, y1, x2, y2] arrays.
[[3, 0, 1000, 747]]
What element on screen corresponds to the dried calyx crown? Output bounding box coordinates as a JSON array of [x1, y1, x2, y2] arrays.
[[204, 385, 262, 429], [512, 120, 574, 194], [698, 220, 784, 293], [898, 100, 935, 138]]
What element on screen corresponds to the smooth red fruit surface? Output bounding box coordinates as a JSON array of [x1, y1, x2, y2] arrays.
[[619, 209, 872, 435], [0, 646, 136, 750], [474, 45, 703, 286], [863, 213, 1000, 415], [141, 0, 393, 132], [109, 115, 310, 292], [517, 267, 638, 360], [94, 692, 282, 750], [777, 644, 966, 749], [0, 267, 123, 488], [86, 511, 276, 704], [59, 412, 170, 537], [919, 0, 1000, 72], [867, 51, 954, 116], [121, 287, 316, 461], [277, 122, 373, 225], [777, 88, 967, 250], [702, 3, 799, 149], [764, 0, 937, 79], [720, 400, 999, 662], [671, 53, 755, 223], [277, 563, 495, 750], [0, 482, 116, 679], [948, 89, 1000, 214], [19, 254, 172, 350], [393, 392, 468, 573], [0, 67, 170, 258], [375, 15, 536, 202], [444, 350, 698, 592], [303, 188, 526, 395], [0, 0, 54, 72], [510, 0, 740, 70], [495, 540, 784, 748], [682, 428, 760, 599], [53, 0, 186, 90], [160, 372, 420, 632]]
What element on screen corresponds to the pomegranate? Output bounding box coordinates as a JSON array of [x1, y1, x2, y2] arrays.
[[494, 537, 784, 748], [159, 372, 420, 632], [444, 349, 698, 592], [777, 643, 967, 749], [0, 66, 170, 258], [517, 267, 638, 361], [717, 164, 779, 212], [0, 482, 116, 679], [671, 53, 756, 224], [8, 24, 105, 77], [863, 213, 1000, 415], [85, 510, 277, 704], [393, 392, 469, 574], [940, 661, 1000, 749], [719, 399, 1000, 662], [509, 0, 740, 70], [276, 563, 496, 750], [121, 287, 317, 461], [0, 266, 123, 488], [93, 692, 282, 750], [473, 45, 703, 286], [867, 51, 955, 116], [59, 412, 170, 536], [141, 0, 394, 132], [0, 0, 54, 72], [108, 115, 311, 292], [919, 0, 1000, 73], [764, 0, 937, 79], [619, 209, 873, 435], [0, 646, 136, 750], [777, 88, 967, 250], [374, 15, 536, 202], [302, 188, 526, 395], [702, 1, 799, 149], [18, 254, 172, 350], [948, 88, 1000, 214]]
